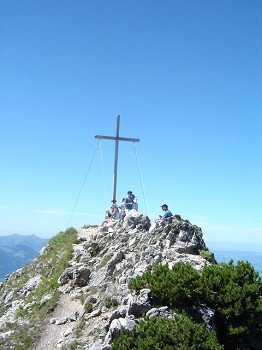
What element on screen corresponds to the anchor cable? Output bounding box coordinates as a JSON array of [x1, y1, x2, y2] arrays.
[[99, 140, 108, 203], [66, 140, 100, 229], [133, 142, 149, 215]]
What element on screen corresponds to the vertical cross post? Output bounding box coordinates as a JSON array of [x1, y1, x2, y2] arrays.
[[113, 115, 120, 203], [95, 115, 140, 203]]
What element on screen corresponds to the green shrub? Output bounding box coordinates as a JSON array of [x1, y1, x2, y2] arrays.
[[129, 260, 262, 349], [89, 242, 100, 257], [199, 249, 215, 262], [84, 301, 93, 313], [80, 293, 88, 305], [129, 262, 200, 311], [199, 260, 262, 349], [97, 254, 113, 269], [111, 315, 223, 350], [104, 296, 113, 308]]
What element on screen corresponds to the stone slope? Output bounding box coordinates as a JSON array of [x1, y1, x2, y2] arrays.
[[0, 212, 214, 349]]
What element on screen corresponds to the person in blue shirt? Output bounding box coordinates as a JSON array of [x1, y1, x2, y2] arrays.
[[159, 204, 173, 220], [121, 191, 134, 212]]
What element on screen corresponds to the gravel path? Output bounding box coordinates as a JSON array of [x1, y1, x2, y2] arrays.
[[29, 227, 96, 350], [29, 293, 82, 350]]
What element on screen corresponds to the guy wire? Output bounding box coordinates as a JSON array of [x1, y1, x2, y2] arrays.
[[66, 140, 100, 229]]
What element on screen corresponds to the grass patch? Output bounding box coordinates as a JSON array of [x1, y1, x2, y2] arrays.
[[84, 301, 93, 313], [199, 249, 214, 262], [0, 227, 78, 350], [97, 254, 113, 269]]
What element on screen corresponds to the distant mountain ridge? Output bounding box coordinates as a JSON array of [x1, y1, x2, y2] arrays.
[[0, 234, 48, 252], [0, 234, 48, 280]]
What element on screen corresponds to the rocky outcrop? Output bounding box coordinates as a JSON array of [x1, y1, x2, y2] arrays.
[[57, 213, 211, 349], [0, 212, 215, 349]]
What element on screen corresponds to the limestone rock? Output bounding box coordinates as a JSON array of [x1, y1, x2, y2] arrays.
[[0, 212, 216, 350], [58, 264, 91, 287]]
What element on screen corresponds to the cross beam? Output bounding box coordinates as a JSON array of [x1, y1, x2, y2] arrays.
[[95, 115, 140, 203]]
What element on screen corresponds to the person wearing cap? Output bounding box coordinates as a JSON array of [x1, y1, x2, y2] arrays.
[[121, 191, 134, 212], [159, 204, 173, 220]]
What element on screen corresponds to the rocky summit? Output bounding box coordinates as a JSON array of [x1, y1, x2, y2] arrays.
[[0, 210, 215, 350]]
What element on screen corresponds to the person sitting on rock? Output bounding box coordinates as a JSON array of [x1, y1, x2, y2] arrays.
[[104, 209, 112, 220], [119, 198, 126, 220], [111, 202, 120, 220], [102, 201, 120, 225], [159, 204, 173, 220], [131, 193, 138, 211]]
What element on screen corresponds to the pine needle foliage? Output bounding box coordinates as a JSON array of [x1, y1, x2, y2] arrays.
[[129, 262, 200, 311], [111, 315, 223, 350], [199, 260, 262, 349], [128, 260, 262, 350]]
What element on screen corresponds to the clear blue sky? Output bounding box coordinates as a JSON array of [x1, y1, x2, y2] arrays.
[[1, 1, 261, 252]]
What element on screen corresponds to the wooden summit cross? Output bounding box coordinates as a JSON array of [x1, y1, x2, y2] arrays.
[[95, 115, 140, 203]]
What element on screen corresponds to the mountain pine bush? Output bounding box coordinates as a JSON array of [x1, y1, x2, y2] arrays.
[[199, 260, 262, 349], [129, 262, 199, 311], [111, 315, 223, 350], [128, 260, 262, 349]]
